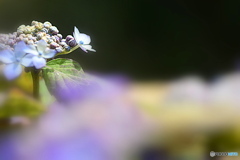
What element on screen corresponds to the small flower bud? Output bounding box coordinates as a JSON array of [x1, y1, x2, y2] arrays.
[[41, 37, 48, 42], [26, 34, 33, 39], [0, 44, 6, 50], [18, 25, 25, 29], [45, 34, 51, 39], [41, 28, 48, 33], [60, 41, 67, 47], [53, 35, 60, 43], [50, 42, 59, 49], [29, 37, 37, 42], [47, 37, 54, 43], [68, 39, 78, 47], [16, 37, 22, 42], [66, 35, 74, 42], [23, 26, 35, 34], [49, 26, 59, 35], [57, 34, 62, 40], [31, 21, 38, 26], [43, 21, 52, 28], [23, 38, 28, 43], [0, 37, 5, 43], [19, 34, 25, 38], [61, 39, 66, 42], [7, 39, 15, 46], [13, 32, 17, 36], [64, 45, 71, 51], [27, 40, 34, 45], [35, 22, 44, 30], [8, 34, 15, 39], [36, 32, 46, 40], [17, 29, 24, 35], [55, 47, 64, 53]]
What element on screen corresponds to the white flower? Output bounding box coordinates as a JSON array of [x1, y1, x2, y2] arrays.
[[0, 41, 34, 80], [24, 40, 56, 69], [73, 26, 96, 52]]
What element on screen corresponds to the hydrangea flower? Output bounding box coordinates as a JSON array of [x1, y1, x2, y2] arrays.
[[73, 26, 96, 52], [0, 41, 34, 80], [24, 40, 56, 69]]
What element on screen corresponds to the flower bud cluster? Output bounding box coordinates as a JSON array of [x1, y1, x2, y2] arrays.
[[0, 32, 17, 50], [0, 21, 78, 53], [17, 21, 78, 53]]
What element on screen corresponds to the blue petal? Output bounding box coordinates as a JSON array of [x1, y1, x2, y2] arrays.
[[3, 63, 22, 80], [23, 45, 38, 56], [21, 54, 34, 67], [37, 40, 47, 53], [43, 49, 56, 59], [0, 50, 15, 63], [14, 41, 27, 58], [32, 56, 46, 69]]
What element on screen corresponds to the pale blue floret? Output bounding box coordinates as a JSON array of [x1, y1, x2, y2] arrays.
[[0, 41, 34, 80], [23, 40, 56, 69], [73, 26, 96, 53]]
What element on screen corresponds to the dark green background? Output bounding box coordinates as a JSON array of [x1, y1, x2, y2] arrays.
[[0, 0, 240, 80]]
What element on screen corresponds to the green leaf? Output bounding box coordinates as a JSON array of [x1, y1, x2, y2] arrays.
[[39, 79, 55, 106], [42, 58, 86, 99], [0, 89, 45, 118]]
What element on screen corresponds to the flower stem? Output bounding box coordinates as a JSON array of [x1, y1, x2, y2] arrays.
[[31, 69, 40, 100], [56, 45, 80, 56]]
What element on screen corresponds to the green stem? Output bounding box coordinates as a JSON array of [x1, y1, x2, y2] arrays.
[[56, 45, 80, 56], [31, 69, 40, 100]]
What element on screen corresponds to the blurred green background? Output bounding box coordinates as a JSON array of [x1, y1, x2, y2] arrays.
[[0, 0, 240, 80]]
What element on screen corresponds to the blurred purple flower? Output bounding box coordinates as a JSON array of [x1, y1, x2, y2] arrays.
[[0, 134, 18, 160], [39, 131, 110, 160], [54, 74, 129, 103], [12, 73, 145, 160]]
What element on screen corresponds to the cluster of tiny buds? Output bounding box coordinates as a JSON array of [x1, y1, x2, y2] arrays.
[[0, 32, 17, 50], [0, 21, 78, 53]]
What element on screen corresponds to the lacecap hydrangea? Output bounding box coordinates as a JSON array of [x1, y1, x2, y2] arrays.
[[0, 20, 96, 80]]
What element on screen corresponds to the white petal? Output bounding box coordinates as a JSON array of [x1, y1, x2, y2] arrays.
[[73, 26, 81, 43], [0, 49, 15, 63], [79, 33, 91, 44], [80, 45, 87, 52], [32, 56, 46, 69], [3, 63, 22, 80], [82, 45, 96, 52], [37, 40, 47, 53], [73, 27, 91, 44], [14, 41, 27, 58], [23, 45, 38, 56], [42, 49, 56, 59], [21, 54, 34, 67]]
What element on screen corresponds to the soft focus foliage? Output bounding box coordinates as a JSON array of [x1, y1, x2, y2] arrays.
[[1, 72, 240, 159], [42, 58, 85, 101], [0, 89, 44, 118], [0, 71, 45, 119]]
